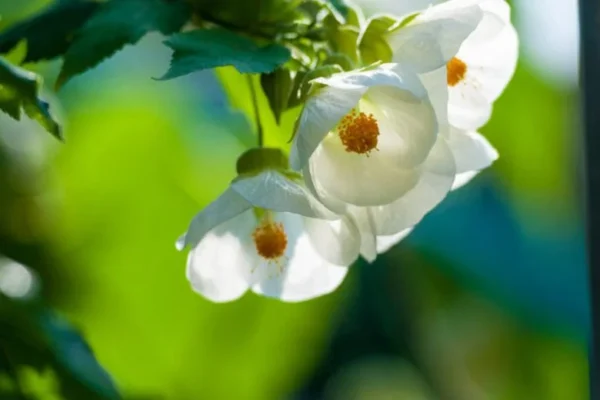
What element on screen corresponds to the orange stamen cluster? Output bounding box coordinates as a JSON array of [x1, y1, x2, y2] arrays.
[[337, 110, 380, 155], [447, 57, 468, 87], [252, 221, 287, 260]]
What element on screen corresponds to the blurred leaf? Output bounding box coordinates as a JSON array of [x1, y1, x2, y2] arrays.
[[57, 0, 191, 88], [0, 0, 99, 63], [0, 58, 61, 139], [0, 299, 119, 399], [261, 68, 292, 124], [358, 16, 398, 65], [160, 29, 291, 80]]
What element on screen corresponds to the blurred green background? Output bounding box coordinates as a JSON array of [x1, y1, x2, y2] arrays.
[[0, 0, 588, 399]]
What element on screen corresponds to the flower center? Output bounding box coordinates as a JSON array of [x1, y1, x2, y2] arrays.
[[337, 110, 380, 155], [252, 220, 287, 260], [447, 57, 467, 87]]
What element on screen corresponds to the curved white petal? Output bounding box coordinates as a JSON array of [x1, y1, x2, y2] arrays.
[[376, 228, 413, 254], [186, 210, 256, 302], [419, 67, 449, 132], [446, 127, 498, 173], [364, 84, 437, 167], [368, 135, 456, 235], [309, 135, 420, 207], [290, 85, 364, 170], [231, 169, 338, 220], [303, 216, 361, 266], [387, 2, 483, 73], [452, 170, 480, 190], [251, 213, 349, 302], [347, 207, 377, 263], [313, 63, 426, 97], [177, 187, 252, 250]]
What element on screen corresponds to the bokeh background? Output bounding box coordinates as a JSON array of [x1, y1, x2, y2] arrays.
[[0, 0, 587, 399]]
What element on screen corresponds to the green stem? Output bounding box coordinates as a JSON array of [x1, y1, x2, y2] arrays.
[[247, 75, 264, 147]]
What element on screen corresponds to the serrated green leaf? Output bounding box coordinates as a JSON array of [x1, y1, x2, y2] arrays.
[[159, 29, 291, 80], [261, 68, 293, 124], [0, 59, 61, 139], [56, 0, 191, 88], [0, 0, 99, 64]]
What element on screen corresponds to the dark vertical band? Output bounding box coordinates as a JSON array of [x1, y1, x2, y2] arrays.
[[580, 1, 600, 398]]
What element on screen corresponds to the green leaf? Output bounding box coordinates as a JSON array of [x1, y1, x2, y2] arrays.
[[0, 59, 61, 139], [159, 29, 291, 80], [0, 300, 120, 400], [358, 16, 399, 65], [0, 0, 99, 64], [57, 0, 191, 88], [260, 69, 293, 124]]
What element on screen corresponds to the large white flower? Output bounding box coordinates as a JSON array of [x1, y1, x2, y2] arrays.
[[177, 154, 361, 303], [290, 63, 438, 208]]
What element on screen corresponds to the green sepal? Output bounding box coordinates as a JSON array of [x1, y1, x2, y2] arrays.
[[261, 68, 293, 124], [288, 64, 343, 109], [236, 147, 290, 176], [358, 15, 400, 65]]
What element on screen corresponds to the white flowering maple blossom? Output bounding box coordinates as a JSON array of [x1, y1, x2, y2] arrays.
[[290, 63, 439, 208], [385, 0, 517, 187], [176, 151, 360, 302]]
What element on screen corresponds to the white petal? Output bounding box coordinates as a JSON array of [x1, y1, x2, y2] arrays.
[[449, 1, 518, 128], [251, 213, 349, 302], [186, 210, 256, 302], [231, 169, 338, 220], [290, 85, 364, 170], [376, 228, 413, 254], [309, 135, 420, 207], [347, 207, 377, 263], [177, 187, 252, 250], [419, 67, 449, 131], [387, 2, 483, 72], [368, 135, 456, 235], [452, 170, 480, 190], [446, 128, 498, 173], [313, 63, 425, 97], [363, 84, 437, 167], [303, 216, 361, 266], [449, 100, 492, 130]]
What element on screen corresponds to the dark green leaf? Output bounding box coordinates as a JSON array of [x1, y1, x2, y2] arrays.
[[57, 0, 191, 88], [0, 0, 99, 64], [0, 59, 61, 139], [159, 29, 291, 80], [260, 68, 293, 124], [0, 300, 120, 399]]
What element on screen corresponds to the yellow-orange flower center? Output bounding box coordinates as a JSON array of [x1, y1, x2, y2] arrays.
[[252, 221, 287, 260], [337, 110, 380, 155], [447, 57, 467, 87]]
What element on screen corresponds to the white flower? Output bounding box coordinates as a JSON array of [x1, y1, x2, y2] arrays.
[[386, 0, 518, 130], [290, 63, 438, 208], [176, 162, 361, 303]]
